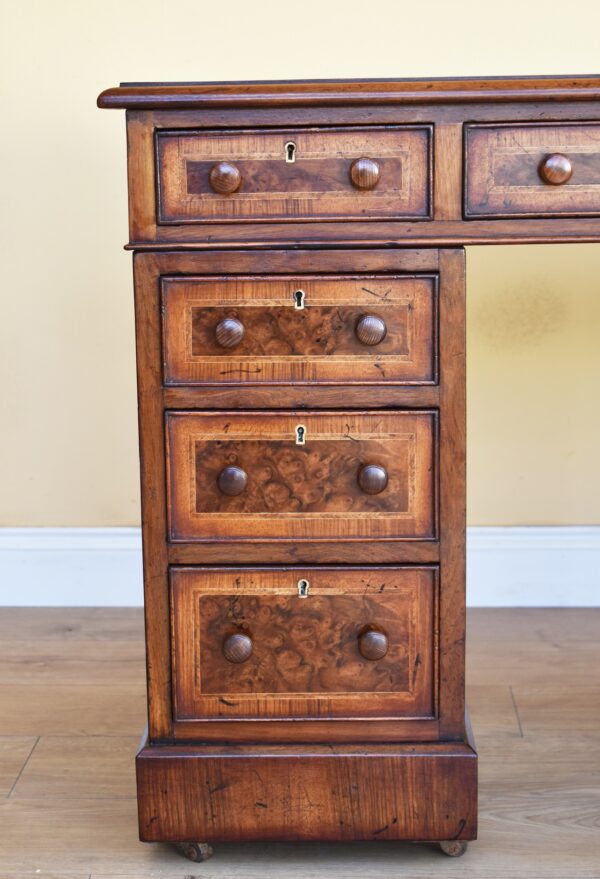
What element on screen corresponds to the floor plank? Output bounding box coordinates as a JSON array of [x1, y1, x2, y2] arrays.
[[1, 874, 90, 879], [467, 607, 600, 644], [0, 737, 38, 796], [467, 640, 600, 686], [0, 608, 144, 642], [512, 686, 600, 734], [478, 731, 600, 785], [0, 641, 145, 687], [466, 684, 522, 737], [11, 736, 138, 799], [0, 684, 146, 736]]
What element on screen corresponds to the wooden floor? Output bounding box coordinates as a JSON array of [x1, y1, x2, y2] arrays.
[[0, 608, 598, 878]]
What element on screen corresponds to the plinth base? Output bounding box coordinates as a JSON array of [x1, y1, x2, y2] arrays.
[[136, 727, 477, 846]]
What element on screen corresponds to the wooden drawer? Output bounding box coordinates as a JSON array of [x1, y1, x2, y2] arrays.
[[162, 273, 437, 386], [171, 566, 436, 721], [166, 411, 436, 543], [465, 123, 600, 218], [156, 126, 432, 224]]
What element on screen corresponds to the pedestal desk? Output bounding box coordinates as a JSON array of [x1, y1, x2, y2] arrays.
[[98, 76, 600, 862]]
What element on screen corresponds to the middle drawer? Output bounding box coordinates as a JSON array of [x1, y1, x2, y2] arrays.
[[166, 410, 437, 543]]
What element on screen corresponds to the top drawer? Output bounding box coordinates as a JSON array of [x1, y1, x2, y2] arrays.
[[465, 123, 600, 218], [156, 126, 432, 224]]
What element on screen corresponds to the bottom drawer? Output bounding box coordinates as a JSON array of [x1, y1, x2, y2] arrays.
[[171, 566, 437, 724]]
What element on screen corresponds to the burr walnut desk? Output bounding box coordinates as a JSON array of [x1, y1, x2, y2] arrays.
[[98, 76, 600, 862]]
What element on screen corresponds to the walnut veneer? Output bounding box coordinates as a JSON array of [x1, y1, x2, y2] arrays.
[[98, 75, 600, 863]]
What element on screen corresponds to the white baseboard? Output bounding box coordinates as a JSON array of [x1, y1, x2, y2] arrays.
[[0, 528, 143, 607], [0, 526, 598, 607], [466, 526, 600, 606]]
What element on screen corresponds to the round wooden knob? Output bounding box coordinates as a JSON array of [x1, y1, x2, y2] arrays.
[[215, 317, 244, 349], [539, 153, 573, 185], [223, 633, 253, 663], [358, 628, 389, 661], [357, 463, 388, 495], [209, 161, 242, 194], [217, 466, 248, 496], [355, 314, 387, 346], [350, 157, 380, 190]]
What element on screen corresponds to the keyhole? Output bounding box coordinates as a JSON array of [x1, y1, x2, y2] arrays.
[[285, 141, 296, 163], [293, 289, 305, 310], [295, 424, 306, 445], [297, 579, 310, 598]]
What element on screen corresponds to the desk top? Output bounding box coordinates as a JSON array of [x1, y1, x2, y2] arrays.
[[97, 75, 600, 110]]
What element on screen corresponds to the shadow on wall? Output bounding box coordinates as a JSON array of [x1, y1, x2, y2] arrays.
[[466, 243, 600, 527], [471, 278, 568, 349]]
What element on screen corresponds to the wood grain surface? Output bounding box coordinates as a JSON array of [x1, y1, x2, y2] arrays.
[[136, 738, 477, 843], [170, 567, 436, 723], [465, 122, 600, 217], [133, 249, 445, 740], [436, 250, 466, 739], [98, 75, 600, 109], [156, 126, 431, 223], [120, 100, 600, 247], [162, 274, 437, 386], [166, 410, 437, 542]]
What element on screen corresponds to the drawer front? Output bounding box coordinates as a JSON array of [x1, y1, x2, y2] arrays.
[[171, 566, 436, 721], [465, 123, 600, 218], [166, 411, 436, 542], [162, 274, 437, 386], [156, 126, 431, 223]]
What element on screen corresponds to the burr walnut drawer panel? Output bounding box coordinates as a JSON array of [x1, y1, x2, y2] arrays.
[[162, 274, 437, 386], [465, 123, 600, 218], [156, 126, 432, 224], [170, 566, 436, 721], [166, 411, 436, 543]]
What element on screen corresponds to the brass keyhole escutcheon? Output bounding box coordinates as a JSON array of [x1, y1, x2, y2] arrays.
[[295, 424, 306, 445], [293, 289, 305, 309], [285, 141, 297, 163], [297, 578, 310, 598]]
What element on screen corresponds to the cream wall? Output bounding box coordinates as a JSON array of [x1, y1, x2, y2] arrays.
[[1, 0, 599, 527]]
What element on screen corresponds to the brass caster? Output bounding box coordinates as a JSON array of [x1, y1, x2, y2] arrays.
[[440, 840, 468, 857], [175, 841, 214, 862]]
